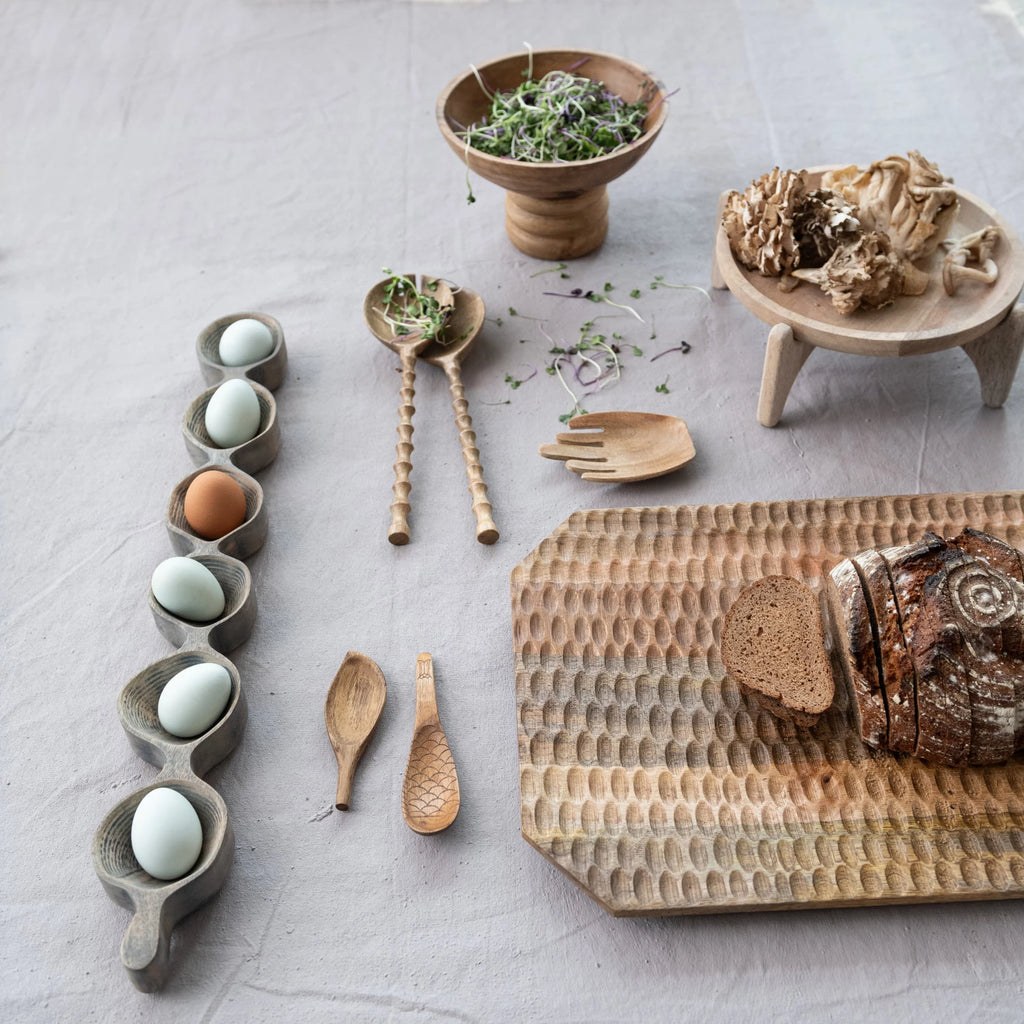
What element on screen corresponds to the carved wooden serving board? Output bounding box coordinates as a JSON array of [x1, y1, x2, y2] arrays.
[[511, 491, 1024, 916]]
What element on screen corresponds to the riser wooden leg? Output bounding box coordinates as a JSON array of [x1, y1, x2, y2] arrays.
[[711, 190, 729, 290], [758, 323, 814, 427], [961, 305, 1024, 408]]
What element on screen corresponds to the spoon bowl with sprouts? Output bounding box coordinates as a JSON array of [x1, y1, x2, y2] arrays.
[[365, 273, 498, 544], [364, 272, 455, 545]]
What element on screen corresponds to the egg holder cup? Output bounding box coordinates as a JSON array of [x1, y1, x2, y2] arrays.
[[92, 313, 286, 992]]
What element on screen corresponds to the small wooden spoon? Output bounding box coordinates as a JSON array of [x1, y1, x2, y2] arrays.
[[401, 653, 460, 834], [324, 651, 387, 811], [367, 276, 497, 545], [363, 275, 455, 545]]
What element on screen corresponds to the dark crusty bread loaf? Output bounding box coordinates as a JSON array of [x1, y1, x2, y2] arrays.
[[947, 529, 1023, 762], [884, 534, 973, 765], [836, 529, 1024, 766], [721, 575, 834, 726], [824, 558, 887, 746], [856, 548, 918, 754]]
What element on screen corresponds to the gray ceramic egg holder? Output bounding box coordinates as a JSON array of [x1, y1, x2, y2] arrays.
[[92, 313, 286, 992]]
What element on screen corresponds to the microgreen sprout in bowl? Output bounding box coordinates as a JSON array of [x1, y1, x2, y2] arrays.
[[457, 67, 649, 164], [375, 269, 456, 344], [437, 48, 670, 258]]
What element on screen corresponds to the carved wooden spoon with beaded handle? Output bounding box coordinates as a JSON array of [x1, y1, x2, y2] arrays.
[[365, 275, 498, 545], [401, 653, 460, 834], [419, 282, 498, 544], [363, 275, 455, 545]]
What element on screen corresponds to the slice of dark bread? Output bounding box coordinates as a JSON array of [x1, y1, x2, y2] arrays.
[[884, 534, 972, 765], [824, 558, 888, 747], [721, 575, 834, 726], [854, 548, 918, 754]]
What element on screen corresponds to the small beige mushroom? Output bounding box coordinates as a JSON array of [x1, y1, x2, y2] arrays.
[[941, 225, 1000, 296], [822, 151, 958, 264], [821, 151, 958, 297]]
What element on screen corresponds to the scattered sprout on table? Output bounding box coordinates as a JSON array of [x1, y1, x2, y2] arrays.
[[651, 341, 692, 361], [529, 262, 569, 278], [650, 275, 712, 300], [542, 287, 644, 322]]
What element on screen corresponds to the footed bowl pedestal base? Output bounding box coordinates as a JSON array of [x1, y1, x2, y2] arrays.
[[504, 187, 609, 260]]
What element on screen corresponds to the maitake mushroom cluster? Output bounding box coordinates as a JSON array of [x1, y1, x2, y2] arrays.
[[723, 151, 1001, 314], [722, 168, 860, 280]]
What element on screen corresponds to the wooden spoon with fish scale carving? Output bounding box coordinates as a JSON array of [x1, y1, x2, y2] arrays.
[[401, 653, 460, 834]]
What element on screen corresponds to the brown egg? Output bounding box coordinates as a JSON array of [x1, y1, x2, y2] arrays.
[[183, 470, 248, 539]]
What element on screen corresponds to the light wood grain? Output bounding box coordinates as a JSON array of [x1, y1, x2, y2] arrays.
[[436, 49, 668, 259], [757, 324, 814, 427], [368, 276, 499, 545], [420, 282, 498, 544], [402, 653, 460, 834], [714, 168, 1024, 423], [325, 651, 387, 811], [539, 411, 696, 482], [962, 305, 1024, 407], [363, 276, 455, 545], [511, 490, 1024, 916]]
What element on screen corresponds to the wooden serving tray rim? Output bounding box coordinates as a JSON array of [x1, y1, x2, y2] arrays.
[[512, 489, 1024, 918]]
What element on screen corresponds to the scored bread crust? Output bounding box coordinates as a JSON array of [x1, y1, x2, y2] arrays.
[[885, 535, 972, 765], [720, 574, 834, 725], [824, 558, 887, 747], [948, 529, 1023, 763], [855, 549, 918, 754]]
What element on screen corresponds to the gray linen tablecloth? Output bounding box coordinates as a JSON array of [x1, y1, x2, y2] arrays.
[[3, 1, 1024, 1021]]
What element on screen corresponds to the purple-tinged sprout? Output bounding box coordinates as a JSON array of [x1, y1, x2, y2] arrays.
[[645, 87, 678, 116], [650, 342, 692, 362]]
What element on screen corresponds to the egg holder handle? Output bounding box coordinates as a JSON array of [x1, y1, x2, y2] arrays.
[[92, 313, 286, 992]]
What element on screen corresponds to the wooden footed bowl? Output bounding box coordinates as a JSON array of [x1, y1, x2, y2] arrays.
[[437, 49, 669, 260]]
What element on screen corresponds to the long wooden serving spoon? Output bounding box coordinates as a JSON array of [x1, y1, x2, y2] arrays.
[[401, 653, 460, 834], [418, 282, 497, 544], [324, 651, 387, 811], [363, 275, 455, 545], [366, 275, 497, 544]]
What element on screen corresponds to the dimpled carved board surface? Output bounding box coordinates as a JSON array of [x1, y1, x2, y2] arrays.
[[511, 491, 1024, 916]]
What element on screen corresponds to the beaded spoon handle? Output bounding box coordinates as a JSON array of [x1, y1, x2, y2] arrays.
[[363, 275, 455, 545]]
